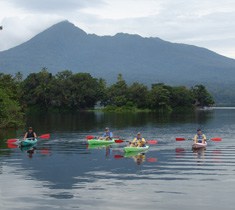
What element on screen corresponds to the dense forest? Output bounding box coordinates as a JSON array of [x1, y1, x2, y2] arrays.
[[0, 69, 214, 128]]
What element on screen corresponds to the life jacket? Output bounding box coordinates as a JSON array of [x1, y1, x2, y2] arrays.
[[26, 131, 35, 139], [196, 134, 204, 143], [103, 131, 112, 137], [133, 137, 146, 146]]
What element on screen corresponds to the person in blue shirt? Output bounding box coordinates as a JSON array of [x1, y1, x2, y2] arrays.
[[100, 127, 113, 140]]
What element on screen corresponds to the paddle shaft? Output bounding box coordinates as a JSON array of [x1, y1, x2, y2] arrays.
[[115, 139, 157, 144], [175, 137, 221, 142], [7, 133, 50, 143]]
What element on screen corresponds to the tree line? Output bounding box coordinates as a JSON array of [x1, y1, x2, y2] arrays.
[[0, 69, 214, 128]]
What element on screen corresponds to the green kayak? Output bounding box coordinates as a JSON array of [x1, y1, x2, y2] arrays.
[[124, 151, 145, 157], [124, 145, 149, 153], [87, 139, 115, 145], [20, 138, 38, 147]]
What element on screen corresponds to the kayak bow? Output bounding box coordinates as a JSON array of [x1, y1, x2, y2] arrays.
[[192, 142, 207, 149], [20, 138, 38, 147], [87, 139, 115, 145], [124, 145, 149, 153]]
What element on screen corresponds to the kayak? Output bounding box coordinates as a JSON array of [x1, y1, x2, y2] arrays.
[[20, 138, 38, 147], [87, 139, 115, 145], [124, 151, 146, 158], [124, 145, 149, 153], [192, 142, 207, 149]]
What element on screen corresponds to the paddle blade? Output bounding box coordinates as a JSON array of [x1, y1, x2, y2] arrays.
[[210, 137, 222, 142], [176, 138, 186, 141], [7, 143, 18, 148], [39, 134, 50, 139], [86, 135, 95, 140], [115, 139, 125, 143], [7, 138, 18, 143], [147, 140, 158, 144]]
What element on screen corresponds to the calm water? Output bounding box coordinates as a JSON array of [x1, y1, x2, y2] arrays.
[[1, 109, 235, 210]]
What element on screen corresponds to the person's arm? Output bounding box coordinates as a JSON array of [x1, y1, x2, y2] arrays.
[[110, 132, 113, 138], [131, 138, 137, 146], [142, 138, 146, 144], [23, 132, 27, 140], [132, 138, 137, 143], [203, 134, 206, 143], [193, 135, 197, 143], [34, 132, 37, 138]]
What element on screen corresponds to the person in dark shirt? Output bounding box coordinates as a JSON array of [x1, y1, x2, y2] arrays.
[[24, 127, 37, 140]]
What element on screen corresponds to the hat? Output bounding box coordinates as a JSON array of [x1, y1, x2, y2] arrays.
[[137, 132, 141, 135], [105, 127, 109, 130]]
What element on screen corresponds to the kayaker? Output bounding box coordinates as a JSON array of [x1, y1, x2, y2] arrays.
[[24, 127, 37, 140], [100, 127, 113, 140], [193, 129, 206, 144], [130, 132, 146, 147]]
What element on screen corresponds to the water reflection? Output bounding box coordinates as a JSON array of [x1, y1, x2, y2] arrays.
[[192, 147, 206, 163], [124, 151, 146, 165], [20, 146, 37, 158], [22, 110, 215, 134], [1, 109, 235, 210]]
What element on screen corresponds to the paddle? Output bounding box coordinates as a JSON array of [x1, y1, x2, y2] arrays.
[[114, 139, 158, 145], [6, 133, 50, 143], [7, 142, 18, 148], [175, 137, 222, 142], [86, 135, 95, 140], [86, 135, 120, 140]]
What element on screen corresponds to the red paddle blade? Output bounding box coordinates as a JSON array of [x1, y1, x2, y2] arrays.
[[7, 143, 18, 148], [210, 137, 222, 142], [39, 134, 50, 139], [6, 139, 18, 143], [147, 140, 158, 144], [115, 139, 124, 143], [86, 135, 95, 140], [176, 138, 186, 141]]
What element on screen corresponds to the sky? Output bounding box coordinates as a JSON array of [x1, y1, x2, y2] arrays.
[[0, 0, 235, 59]]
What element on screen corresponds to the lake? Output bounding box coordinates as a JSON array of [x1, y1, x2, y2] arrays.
[[1, 109, 235, 210]]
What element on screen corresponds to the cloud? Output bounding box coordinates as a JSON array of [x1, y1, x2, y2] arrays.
[[0, 0, 235, 58], [82, 0, 162, 20], [0, 15, 63, 51], [5, 0, 106, 13]]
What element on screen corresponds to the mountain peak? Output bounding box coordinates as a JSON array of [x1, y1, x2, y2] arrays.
[[43, 20, 87, 36]]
